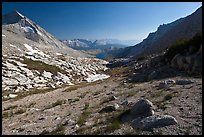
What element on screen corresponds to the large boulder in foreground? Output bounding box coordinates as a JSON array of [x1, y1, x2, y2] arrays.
[[131, 115, 177, 131], [130, 99, 154, 118]]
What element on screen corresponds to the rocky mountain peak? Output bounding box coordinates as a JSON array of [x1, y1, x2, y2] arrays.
[[2, 10, 26, 25]]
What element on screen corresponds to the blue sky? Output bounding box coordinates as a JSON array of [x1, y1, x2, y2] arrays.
[[2, 2, 202, 42]]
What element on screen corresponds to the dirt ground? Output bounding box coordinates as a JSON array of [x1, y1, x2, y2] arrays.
[[2, 70, 202, 135]]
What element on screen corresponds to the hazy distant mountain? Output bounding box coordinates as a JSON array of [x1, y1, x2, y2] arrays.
[[2, 10, 88, 57], [119, 6, 202, 59], [62, 38, 130, 52]]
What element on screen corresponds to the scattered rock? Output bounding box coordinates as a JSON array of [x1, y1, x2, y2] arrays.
[[72, 124, 79, 129], [16, 127, 25, 133], [99, 103, 119, 113], [121, 98, 129, 107], [38, 117, 45, 120], [8, 94, 18, 98], [110, 95, 117, 100], [157, 79, 175, 89], [54, 117, 61, 120], [49, 83, 56, 88], [165, 79, 176, 84], [131, 115, 177, 131], [63, 119, 75, 126]]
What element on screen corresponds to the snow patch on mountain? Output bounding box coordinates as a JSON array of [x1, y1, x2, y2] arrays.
[[21, 26, 35, 33]]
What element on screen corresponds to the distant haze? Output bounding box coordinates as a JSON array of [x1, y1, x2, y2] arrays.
[[2, 2, 202, 42]]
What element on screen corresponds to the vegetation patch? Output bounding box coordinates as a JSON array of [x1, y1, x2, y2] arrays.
[[27, 102, 36, 108], [155, 91, 179, 110], [2, 111, 12, 119], [4, 105, 18, 111], [151, 89, 164, 98], [40, 123, 65, 135], [21, 57, 67, 75], [3, 108, 26, 119], [100, 97, 113, 105], [78, 92, 88, 99], [83, 102, 90, 110], [105, 66, 130, 77], [77, 102, 91, 126], [4, 87, 55, 102], [15, 108, 26, 115], [77, 110, 91, 126], [164, 32, 202, 61], [44, 100, 66, 110], [105, 118, 121, 133], [93, 91, 101, 96]]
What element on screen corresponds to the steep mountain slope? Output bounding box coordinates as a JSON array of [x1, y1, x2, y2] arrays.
[[122, 6, 202, 59], [2, 10, 88, 58], [2, 11, 109, 94]]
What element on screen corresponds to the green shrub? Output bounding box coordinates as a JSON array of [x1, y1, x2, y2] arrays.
[[21, 58, 66, 75], [164, 32, 202, 61], [4, 105, 18, 111], [77, 110, 91, 126]]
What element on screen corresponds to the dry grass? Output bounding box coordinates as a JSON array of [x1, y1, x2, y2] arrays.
[[21, 57, 67, 75], [4, 105, 18, 111], [40, 123, 65, 135], [155, 91, 179, 110], [4, 87, 54, 102], [44, 99, 66, 110]]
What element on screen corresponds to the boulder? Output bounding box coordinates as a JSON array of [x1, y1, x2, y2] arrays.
[[176, 79, 194, 85], [130, 99, 154, 118], [131, 115, 177, 131]]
